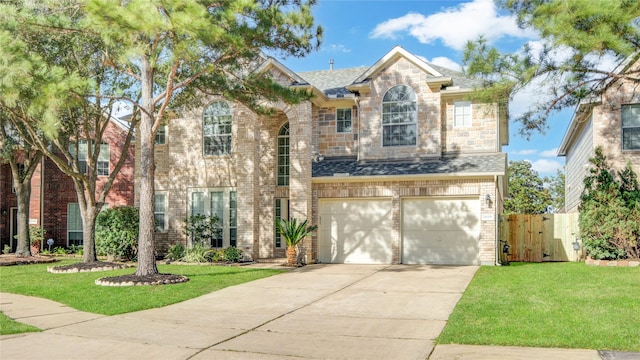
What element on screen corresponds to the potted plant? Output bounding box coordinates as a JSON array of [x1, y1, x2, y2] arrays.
[[29, 226, 46, 256], [276, 218, 317, 266]]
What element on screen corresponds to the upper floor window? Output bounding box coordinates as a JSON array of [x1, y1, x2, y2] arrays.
[[203, 101, 232, 155], [382, 85, 417, 147], [277, 122, 290, 186], [154, 125, 166, 145], [336, 108, 352, 133], [68, 140, 110, 176], [622, 104, 640, 150], [454, 101, 472, 127]]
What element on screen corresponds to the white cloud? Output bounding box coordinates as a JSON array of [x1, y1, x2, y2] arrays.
[[369, 0, 534, 51], [429, 57, 462, 72], [324, 44, 351, 53], [511, 149, 537, 155], [539, 148, 559, 157], [529, 159, 563, 174]]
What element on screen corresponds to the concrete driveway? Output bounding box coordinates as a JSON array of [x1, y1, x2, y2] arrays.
[[1, 264, 477, 359]]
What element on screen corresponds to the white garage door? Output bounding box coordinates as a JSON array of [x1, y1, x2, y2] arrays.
[[402, 198, 480, 265], [318, 199, 393, 264]]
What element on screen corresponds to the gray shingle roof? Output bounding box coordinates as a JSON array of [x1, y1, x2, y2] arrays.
[[297, 61, 480, 97], [312, 153, 506, 178], [298, 67, 369, 96]]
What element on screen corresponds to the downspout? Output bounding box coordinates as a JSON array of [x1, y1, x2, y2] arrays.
[[354, 97, 361, 161], [40, 156, 45, 251], [495, 174, 501, 266]]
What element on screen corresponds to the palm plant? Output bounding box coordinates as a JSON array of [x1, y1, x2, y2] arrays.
[[276, 218, 317, 266]]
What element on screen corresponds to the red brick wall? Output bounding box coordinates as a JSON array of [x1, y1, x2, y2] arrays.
[[39, 120, 135, 249], [0, 164, 16, 250]]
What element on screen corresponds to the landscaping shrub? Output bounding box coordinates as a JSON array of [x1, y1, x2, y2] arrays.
[[165, 243, 185, 261], [183, 214, 222, 246], [181, 243, 214, 263], [223, 246, 242, 262], [579, 147, 640, 259], [96, 206, 139, 261]]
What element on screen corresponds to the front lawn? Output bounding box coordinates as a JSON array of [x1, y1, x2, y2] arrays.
[[0, 260, 284, 315], [438, 262, 640, 351], [0, 311, 41, 335]]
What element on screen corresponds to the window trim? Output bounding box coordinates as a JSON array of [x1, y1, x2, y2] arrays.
[[203, 101, 233, 156], [621, 103, 640, 151], [381, 85, 417, 147], [453, 101, 472, 128], [154, 125, 167, 145], [277, 122, 290, 186], [67, 203, 83, 247], [154, 192, 167, 232], [336, 108, 353, 133], [187, 188, 237, 248], [274, 198, 290, 249]]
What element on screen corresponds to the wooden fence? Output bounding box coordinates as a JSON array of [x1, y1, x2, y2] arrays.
[[499, 213, 581, 262]]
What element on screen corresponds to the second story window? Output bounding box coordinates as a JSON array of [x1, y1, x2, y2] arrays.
[[454, 101, 472, 127], [154, 125, 166, 145], [277, 122, 290, 186], [68, 140, 110, 176], [203, 101, 232, 155], [382, 85, 417, 147], [622, 104, 640, 150], [336, 108, 352, 133]]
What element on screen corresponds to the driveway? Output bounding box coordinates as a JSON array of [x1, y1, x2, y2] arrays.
[[1, 264, 477, 359]]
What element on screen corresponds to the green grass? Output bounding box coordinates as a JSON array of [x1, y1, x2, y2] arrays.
[[0, 311, 41, 335], [438, 262, 640, 352], [0, 260, 284, 315]]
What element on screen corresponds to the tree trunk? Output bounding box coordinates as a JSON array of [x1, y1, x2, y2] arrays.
[[81, 204, 99, 263], [286, 246, 297, 266], [14, 183, 31, 257], [135, 56, 158, 277]]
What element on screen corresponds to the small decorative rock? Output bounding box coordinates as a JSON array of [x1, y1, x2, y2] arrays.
[[95, 274, 189, 286]]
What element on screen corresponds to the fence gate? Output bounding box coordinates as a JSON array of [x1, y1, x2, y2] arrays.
[[499, 213, 580, 262]]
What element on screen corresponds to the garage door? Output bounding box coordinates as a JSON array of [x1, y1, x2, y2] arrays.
[[318, 199, 393, 264], [402, 198, 480, 265]]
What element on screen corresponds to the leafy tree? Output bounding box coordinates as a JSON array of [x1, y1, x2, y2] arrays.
[[579, 147, 640, 259], [463, 0, 640, 138], [0, 1, 137, 263], [0, 116, 42, 256], [2, 0, 321, 277], [504, 160, 551, 214], [544, 168, 565, 212]]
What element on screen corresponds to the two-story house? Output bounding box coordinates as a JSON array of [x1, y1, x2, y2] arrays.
[[0, 117, 135, 252], [141, 46, 508, 265], [558, 56, 640, 212]]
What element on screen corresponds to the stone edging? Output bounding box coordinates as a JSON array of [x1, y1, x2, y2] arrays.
[[585, 257, 640, 267]]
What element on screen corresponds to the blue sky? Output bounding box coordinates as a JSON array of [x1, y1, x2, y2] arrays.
[[277, 0, 570, 177]]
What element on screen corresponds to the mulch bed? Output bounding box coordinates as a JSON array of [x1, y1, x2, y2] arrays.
[[95, 273, 189, 286], [0, 254, 58, 266]]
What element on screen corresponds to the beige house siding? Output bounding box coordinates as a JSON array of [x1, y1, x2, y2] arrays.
[[564, 117, 593, 213]]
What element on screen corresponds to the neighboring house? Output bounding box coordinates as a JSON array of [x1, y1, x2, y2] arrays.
[[0, 117, 135, 252], [139, 46, 508, 265], [558, 58, 640, 213]]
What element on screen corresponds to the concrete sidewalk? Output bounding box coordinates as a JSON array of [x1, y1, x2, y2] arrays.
[[0, 264, 634, 359]]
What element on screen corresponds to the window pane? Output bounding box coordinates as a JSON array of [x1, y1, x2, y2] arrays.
[[203, 101, 232, 155], [67, 203, 84, 246], [154, 194, 166, 231], [277, 123, 290, 186], [623, 127, 640, 150], [191, 192, 205, 216], [382, 85, 417, 147], [229, 191, 237, 247]]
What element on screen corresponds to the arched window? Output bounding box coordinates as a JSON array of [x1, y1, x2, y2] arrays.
[[382, 85, 417, 147], [203, 101, 232, 155], [277, 122, 290, 186]]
